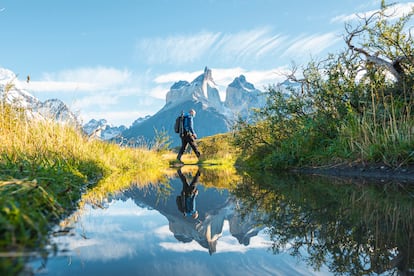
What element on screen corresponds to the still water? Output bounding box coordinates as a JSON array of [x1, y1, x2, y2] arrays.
[[26, 166, 413, 275]]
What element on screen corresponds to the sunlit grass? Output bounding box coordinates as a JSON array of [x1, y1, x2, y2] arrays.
[[0, 101, 169, 274]]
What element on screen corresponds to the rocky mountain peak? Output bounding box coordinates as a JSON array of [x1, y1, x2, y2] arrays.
[[229, 75, 255, 91], [165, 66, 221, 111], [224, 75, 266, 118], [83, 118, 126, 140]]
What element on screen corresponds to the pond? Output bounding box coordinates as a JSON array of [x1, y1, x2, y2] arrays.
[[22, 166, 414, 275]]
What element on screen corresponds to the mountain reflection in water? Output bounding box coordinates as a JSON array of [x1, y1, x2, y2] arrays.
[[25, 167, 413, 276], [123, 168, 265, 256]]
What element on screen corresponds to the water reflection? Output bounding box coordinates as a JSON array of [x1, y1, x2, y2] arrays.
[[24, 167, 414, 275], [232, 172, 414, 275], [122, 167, 266, 257], [176, 168, 200, 220]]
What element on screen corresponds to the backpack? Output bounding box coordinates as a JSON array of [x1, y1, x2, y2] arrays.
[[176, 194, 185, 214], [174, 112, 184, 134]]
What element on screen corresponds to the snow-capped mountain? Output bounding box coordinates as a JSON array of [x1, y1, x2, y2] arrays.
[[0, 68, 79, 126], [164, 66, 266, 119], [0, 68, 41, 112], [83, 118, 126, 140], [165, 66, 222, 111], [225, 75, 266, 118], [36, 99, 79, 125], [122, 66, 267, 146]]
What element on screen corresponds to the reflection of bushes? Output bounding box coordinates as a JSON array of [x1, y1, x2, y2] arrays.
[[232, 173, 414, 275]]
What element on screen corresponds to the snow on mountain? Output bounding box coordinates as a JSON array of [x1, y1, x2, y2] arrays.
[[0, 67, 79, 126], [224, 75, 266, 118], [36, 99, 79, 125], [83, 118, 126, 140], [0, 68, 40, 109], [165, 66, 222, 111]]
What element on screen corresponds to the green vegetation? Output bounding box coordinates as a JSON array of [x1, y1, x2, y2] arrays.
[[0, 83, 168, 274], [233, 2, 414, 171]]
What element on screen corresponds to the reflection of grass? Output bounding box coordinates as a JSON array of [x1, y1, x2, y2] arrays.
[[199, 166, 240, 189], [79, 163, 171, 208], [59, 165, 173, 230], [0, 100, 168, 274]]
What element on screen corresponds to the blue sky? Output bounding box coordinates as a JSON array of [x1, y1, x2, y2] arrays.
[[1, 0, 413, 126]]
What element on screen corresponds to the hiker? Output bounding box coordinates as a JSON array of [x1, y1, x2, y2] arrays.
[[177, 109, 201, 163], [177, 168, 200, 219]]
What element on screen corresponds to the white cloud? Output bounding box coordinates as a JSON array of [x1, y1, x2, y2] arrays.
[[18, 80, 98, 92], [214, 28, 288, 65], [159, 240, 206, 252], [136, 32, 221, 65], [331, 2, 414, 23], [135, 27, 288, 66], [135, 27, 342, 69], [43, 66, 132, 86], [148, 84, 171, 100], [282, 32, 341, 59], [72, 94, 120, 110], [154, 70, 202, 84], [241, 68, 289, 89], [153, 225, 174, 239], [80, 109, 157, 126], [19, 66, 132, 93]]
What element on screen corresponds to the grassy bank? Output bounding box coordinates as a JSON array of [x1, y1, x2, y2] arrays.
[[0, 102, 167, 274]]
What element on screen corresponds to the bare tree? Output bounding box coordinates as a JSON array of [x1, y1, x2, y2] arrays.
[[344, 3, 414, 83]]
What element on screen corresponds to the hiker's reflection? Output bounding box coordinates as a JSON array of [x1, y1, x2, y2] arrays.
[[177, 168, 200, 219]]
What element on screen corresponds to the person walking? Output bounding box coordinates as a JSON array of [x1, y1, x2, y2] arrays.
[[177, 109, 201, 163]]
